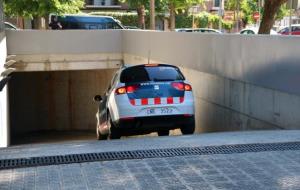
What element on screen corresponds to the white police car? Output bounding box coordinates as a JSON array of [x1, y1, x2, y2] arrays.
[[94, 64, 195, 139]]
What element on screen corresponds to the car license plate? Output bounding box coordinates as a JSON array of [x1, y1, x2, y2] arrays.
[[146, 107, 173, 115]]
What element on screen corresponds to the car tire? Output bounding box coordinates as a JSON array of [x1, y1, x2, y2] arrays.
[[96, 127, 108, 140], [157, 130, 169, 136], [181, 120, 195, 135], [108, 115, 121, 139]]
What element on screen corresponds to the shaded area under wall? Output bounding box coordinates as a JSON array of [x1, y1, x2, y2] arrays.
[[8, 70, 117, 145]]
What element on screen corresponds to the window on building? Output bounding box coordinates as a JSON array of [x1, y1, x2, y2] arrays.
[[214, 0, 220, 7], [85, 0, 94, 5]]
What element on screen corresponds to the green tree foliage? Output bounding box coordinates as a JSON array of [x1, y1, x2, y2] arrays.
[[119, 0, 148, 9], [175, 12, 233, 30], [119, 0, 149, 29], [159, 0, 204, 30], [240, 0, 258, 25], [276, 4, 289, 20], [225, 0, 288, 27], [91, 12, 140, 27], [4, 0, 84, 18]]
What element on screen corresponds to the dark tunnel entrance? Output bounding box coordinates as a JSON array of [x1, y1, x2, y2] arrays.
[[8, 69, 116, 145]]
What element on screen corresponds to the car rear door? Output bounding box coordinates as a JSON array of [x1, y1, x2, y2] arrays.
[[119, 65, 190, 106]]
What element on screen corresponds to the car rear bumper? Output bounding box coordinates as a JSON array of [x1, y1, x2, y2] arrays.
[[110, 91, 195, 122], [113, 114, 195, 136]]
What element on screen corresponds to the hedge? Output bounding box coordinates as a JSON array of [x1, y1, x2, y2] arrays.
[[89, 11, 233, 30]]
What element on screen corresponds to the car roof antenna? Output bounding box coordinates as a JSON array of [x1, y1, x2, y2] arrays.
[[148, 50, 151, 64]]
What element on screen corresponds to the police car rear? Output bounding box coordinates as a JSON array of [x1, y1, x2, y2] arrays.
[[110, 64, 195, 138]]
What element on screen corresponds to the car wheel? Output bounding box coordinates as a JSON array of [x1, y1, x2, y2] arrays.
[[96, 126, 108, 140], [108, 115, 121, 139], [181, 120, 195, 135], [157, 130, 169, 136]]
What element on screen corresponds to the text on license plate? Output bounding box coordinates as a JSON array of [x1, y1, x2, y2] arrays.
[[146, 108, 173, 115]]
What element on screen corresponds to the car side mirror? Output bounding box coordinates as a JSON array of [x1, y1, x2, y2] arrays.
[[94, 95, 102, 102]]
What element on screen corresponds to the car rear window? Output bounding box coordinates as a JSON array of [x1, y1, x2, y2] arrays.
[[120, 66, 184, 83]]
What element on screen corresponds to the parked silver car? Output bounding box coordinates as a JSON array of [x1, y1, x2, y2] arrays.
[[176, 28, 222, 34], [4, 22, 18, 30]]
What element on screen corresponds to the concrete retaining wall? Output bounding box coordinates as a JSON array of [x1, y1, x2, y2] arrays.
[[6, 30, 123, 72], [4, 30, 300, 145], [124, 53, 300, 131], [122, 31, 300, 95], [122, 31, 300, 132], [7, 30, 122, 55]]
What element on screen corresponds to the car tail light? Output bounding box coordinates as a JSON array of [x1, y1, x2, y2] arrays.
[[116, 87, 126, 95], [172, 82, 185, 91], [172, 82, 192, 91], [184, 84, 192, 91], [115, 85, 139, 95], [126, 85, 139, 93]]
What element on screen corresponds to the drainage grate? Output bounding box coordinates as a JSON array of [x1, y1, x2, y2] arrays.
[[1, 141, 300, 170]]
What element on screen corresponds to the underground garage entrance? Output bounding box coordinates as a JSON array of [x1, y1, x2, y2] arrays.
[[8, 69, 117, 145]]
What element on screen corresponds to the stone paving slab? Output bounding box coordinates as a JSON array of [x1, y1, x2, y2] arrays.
[[1, 130, 300, 160], [1, 150, 300, 190]]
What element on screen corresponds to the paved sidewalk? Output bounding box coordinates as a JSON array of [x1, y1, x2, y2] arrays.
[[1, 130, 300, 160], [0, 130, 300, 190], [1, 151, 300, 190]]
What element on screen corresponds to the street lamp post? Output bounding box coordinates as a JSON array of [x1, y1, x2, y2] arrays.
[[258, 0, 261, 26], [289, 0, 293, 35], [191, 6, 197, 29], [219, 0, 224, 31], [236, 0, 240, 32]]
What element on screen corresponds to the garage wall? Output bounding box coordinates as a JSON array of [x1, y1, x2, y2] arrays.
[[9, 69, 116, 134], [124, 53, 300, 132], [122, 30, 300, 95], [121, 30, 300, 131], [6, 30, 122, 55]]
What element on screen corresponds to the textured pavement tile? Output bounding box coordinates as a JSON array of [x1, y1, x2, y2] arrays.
[[187, 183, 212, 190], [1, 150, 300, 189], [164, 184, 190, 190], [182, 176, 206, 183]]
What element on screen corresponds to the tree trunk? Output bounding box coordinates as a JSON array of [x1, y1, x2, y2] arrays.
[[32, 16, 40, 29], [137, 5, 145, 29], [258, 0, 288, 34], [45, 15, 50, 30], [150, 0, 155, 30], [32, 16, 46, 30], [169, 3, 176, 31]]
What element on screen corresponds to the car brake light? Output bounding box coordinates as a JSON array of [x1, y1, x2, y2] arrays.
[[184, 84, 192, 91], [172, 82, 185, 91], [126, 85, 139, 93], [171, 82, 192, 91], [115, 85, 139, 95]]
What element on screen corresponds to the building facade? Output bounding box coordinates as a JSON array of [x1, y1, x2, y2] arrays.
[[84, 0, 127, 10]]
